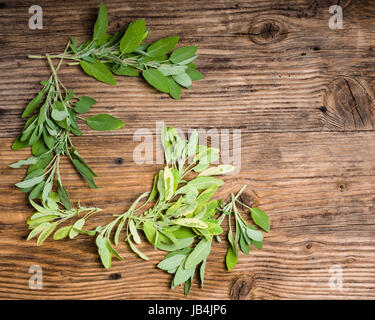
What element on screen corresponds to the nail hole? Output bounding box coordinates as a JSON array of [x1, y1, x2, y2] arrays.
[[115, 157, 124, 165], [109, 273, 122, 280]]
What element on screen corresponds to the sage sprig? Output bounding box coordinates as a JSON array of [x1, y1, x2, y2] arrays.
[[29, 2, 203, 99], [10, 47, 124, 209], [76, 125, 269, 295]]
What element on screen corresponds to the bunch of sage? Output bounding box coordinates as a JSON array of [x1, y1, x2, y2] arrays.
[[29, 2, 203, 99], [71, 125, 270, 295], [11, 2, 203, 238]]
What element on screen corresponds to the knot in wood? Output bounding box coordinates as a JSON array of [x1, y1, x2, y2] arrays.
[[321, 77, 375, 131], [229, 274, 254, 300], [239, 192, 254, 210], [248, 18, 287, 45]]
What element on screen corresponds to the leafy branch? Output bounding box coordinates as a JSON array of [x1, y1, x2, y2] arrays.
[[29, 2, 204, 99]]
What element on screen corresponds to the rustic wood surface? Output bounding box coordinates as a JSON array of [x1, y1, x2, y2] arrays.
[[1, 0, 375, 300]]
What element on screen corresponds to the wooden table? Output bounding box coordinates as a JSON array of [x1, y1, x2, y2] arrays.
[[0, 0, 375, 300]]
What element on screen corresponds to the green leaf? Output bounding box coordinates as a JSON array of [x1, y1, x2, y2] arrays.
[[246, 227, 264, 242], [106, 239, 123, 261], [187, 130, 198, 157], [147, 36, 179, 57], [158, 237, 195, 252], [186, 69, 204, 81], [74, 96, 96, 114], [143, 220, 157, 245], [184, 238, 211, 269], [163, 166, 174, 201], [114, 217, 126, 246], [252, 240, 263, 250], [86, 114, 125, 131], [240, 233, 250, 255], [12, 136, 29, 150], [69, 218, 85, 239], [157, 170, 165, 201], [93, 2, 108, 42], [28, 181, 45, 200], [22, 91, 44, 118], [43, 128, 56, 149], [157, 252, 187, 271], [112, 65, 139, 77], [31, 138, 48, 156], [57, 182, 71, 210], [250, 208, 270, 232], [148, 174, 158, 202], [167, 77, 181, 100], [170, 46, 197, 64], [97, 235, 112, 268], [41, 180, 52, 203], [184, 277, 192, 295], [80, 59, 116, 85], [129, 219, 141, 244], [15, 173, 44, 189], [196, 185, 218, 205], [172, 73, 192, 88], [175, 218, 208, 229], [198, 165, 234, 176], [53, 226, 72, 240], [142, 69, 170, 93], [128, 238, 149, 261], [225, 246, 238, 271], [187, 176, 224, 191], [9, 157, 38, 168], [173, 259, 195, 287], [158, 65, 187, 76], [200, 258, 206, 288], [37, 222, 58, 246], [27, 222, 50, 241], [71, 158, 97, 189], [120, 19, 146, 53]]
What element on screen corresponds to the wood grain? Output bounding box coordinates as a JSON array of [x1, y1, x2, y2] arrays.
[[1, 0, 375, 299]]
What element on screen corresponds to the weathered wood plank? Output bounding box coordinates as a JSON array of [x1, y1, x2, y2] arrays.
[[1, 131, 375, 299], [1, 0, 375, 137], [1, 0, 375, 300]]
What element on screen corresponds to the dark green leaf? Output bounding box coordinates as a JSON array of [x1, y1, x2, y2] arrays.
[[57, 182, 71, 210], [111, 64, 139, 77], [86, 114, 125, 131], [74, 96, 97, 113], [147, 36, 179, 57], [12, 136, 29, 150], [71, 158, 97, 189], [225, 246, 238, 271], [142, 69, 170, 93], [93, 2, 108, 42], [186, 69, 204, 81], [170, 46, 197, 63], [120, 19, 146, 53], [250, 208, 270, 232], [167, 77, 181, 99], [28, 181, 45, 200], [22, 91, 44, 118], [80, 59, 116, 85]]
